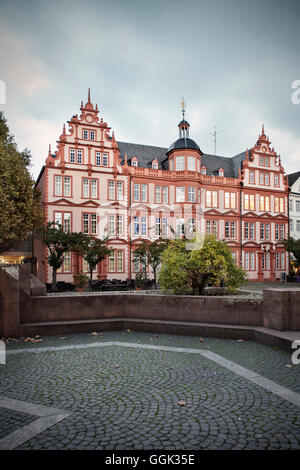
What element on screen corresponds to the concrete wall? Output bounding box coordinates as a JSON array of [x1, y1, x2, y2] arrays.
[[0, 266, 20, 337]]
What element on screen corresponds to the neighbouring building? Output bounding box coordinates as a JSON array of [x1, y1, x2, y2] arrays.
[[288, 171, 300, 240], [34, 91, 289, 283]]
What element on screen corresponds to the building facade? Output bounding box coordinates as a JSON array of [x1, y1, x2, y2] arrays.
[[288, 172, 300, 240], [34, 92, 289, 283]]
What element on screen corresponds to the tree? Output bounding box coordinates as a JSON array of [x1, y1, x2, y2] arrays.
[[0, 112, 42, 253], [283, 237, 300, 270], [75, 235, 111, 289], [134, 238, 169, 287], [158, 234, 247, 295], [38, 222, 80, 290]]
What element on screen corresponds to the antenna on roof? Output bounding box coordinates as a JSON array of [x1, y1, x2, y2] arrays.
[[211, 126, 223, 155]]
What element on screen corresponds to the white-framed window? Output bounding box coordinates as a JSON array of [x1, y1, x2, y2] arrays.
[[63, 252, 71, 273], [201, 166, 207, 175], [83, 178, 98, 199], [155, 186, 161, 203], [225, 192, 236, 209], [82, 258, 97, 273], [176, 218, 185, 236], [55, 176, 62, 196], [275, 252, 280, 270], [54, 212, 71, 233], [274, 174, 279, 187], [188, 218, 195, 236], [219, 168, 224, 177], [187, 186, 196, 202], [134, 216, 140, 236], [275, 224, 279, 240], [250, 252, 255, 270], [244, 222, 249, 239], [141, 184, 147, 202], [176, 186, 185, 202], [131, 159, 138, 167], [259, 156, 264, 166], [116, 250, 123, 272], [117, 182, 123, 201], [90, 130, 95, 141], [77, 149, 83, 164], [83, 129, 88, 140], [249, 171, 255, 184], [108, 214, 116, 236], [265, 224, 270, 240], [176, 156, 185, 171], [296, 201, 300, 212], [116, 215, 123, 235], [290, 220, 294, 232], [259, 172, 264, 185], [83, 213, 97, 235], [108, 253, 115, 272], [265, 173, 269, 185], [206, 220, 211, 235], [133, 184, 140, 202], [170, 159, 174, 171], [141, 217, 147, 236], [206, 191, 217, 208], [250, 222, 254, 239], [109, 181, 115, 200], [187, 156, 195, 171], [162, 218, 168, 237], [265, 156, 269, 166], [70, 149, 75, 163], [260, 223, 265, 240], [163, 186, 168, 203], [102, 153, 108, 166], [280, 224, 284, 239], [152, 161, 158, 169], [155, 218, 161, 237], [64, 177, 71, 197], [96, 152, 101, 166], [296, 220, 300, 232]]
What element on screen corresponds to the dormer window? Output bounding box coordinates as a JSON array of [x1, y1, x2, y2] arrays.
[[219, 168, 224, 177], [201, 166, 207, 175], [152, 159, 158, 169], [131, 157, 138, 167]]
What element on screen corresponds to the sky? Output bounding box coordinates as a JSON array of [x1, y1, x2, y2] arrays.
[[0, 0, 299, 179]]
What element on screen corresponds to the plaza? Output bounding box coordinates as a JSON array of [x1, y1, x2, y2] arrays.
[[1, 330, 300, 450]]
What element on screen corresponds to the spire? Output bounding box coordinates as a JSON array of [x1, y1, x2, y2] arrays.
[[178, 97, 190, 138], [262, 123, 265, 135], [48, 144, 51, 157], [88, 88, 91, 103], [180, 97, 186, 120]]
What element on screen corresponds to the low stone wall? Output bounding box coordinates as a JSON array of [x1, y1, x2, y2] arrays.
[[1, 265, 300, 341]]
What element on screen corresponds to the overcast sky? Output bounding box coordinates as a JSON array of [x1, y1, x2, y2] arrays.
[[0, 0, 299, 178]]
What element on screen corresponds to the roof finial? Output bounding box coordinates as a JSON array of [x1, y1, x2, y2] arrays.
[[48, 144, 51, 157], [262, 123, 265, 135], [180, 96, 186, 120], [88, 88, 91, 103]]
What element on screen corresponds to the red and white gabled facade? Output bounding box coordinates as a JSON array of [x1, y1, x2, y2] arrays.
[[34, 92, 289, 284]]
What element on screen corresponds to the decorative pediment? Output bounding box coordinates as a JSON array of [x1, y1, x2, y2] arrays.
[[204, 209, 222, 216], [243, 241, 260, 248], [242, 211, 257, 218], [223, 210, 238, 217], [50, 198, 74, 206]]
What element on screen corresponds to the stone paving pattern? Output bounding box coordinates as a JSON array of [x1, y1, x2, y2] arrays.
[[0, 407, 35, 440], [1, 331, 300, 450]]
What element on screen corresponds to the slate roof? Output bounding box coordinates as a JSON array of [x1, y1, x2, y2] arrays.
[[167, 137, 201, 153], [117, 140, 246, 178], [288, 171, 300, 186]]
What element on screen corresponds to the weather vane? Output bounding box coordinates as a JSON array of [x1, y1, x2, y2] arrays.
[[180, 97, 186, 119]]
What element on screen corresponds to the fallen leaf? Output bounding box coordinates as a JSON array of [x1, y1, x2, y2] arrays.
[[60, 337, 67, 340], [199, 338, 205, 342], [91, 332, 98, 336], [286, 364, 292, 368], [178, 401, 186, 406], [115, 364, 119, 368], [35, 335, 40, 338], [237, 339, 244, 342], [126, 329, 131, 333], [205, 346, 210, 349]]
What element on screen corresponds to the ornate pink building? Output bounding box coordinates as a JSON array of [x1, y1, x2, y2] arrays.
[[34, 91, 289, 283]]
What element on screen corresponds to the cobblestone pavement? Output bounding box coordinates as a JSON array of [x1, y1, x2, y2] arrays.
[[1, 331, 300, 450]]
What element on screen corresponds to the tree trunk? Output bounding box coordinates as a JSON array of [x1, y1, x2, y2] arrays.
[[153, 267, 157, 289], [52, 267, 57, 292], [90, 266, 93, 291]]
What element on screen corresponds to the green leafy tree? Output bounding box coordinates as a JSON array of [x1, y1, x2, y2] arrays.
[[38, 222, 80, 290], [75, 234, 111, 289], [134, 238, 169, 287], [158, 234, 247, 295], [0, 112, 42, 253], [283, 237, 300, 270]]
